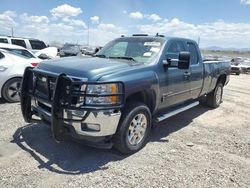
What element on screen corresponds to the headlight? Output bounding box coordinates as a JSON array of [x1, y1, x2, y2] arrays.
[[85, 84, 121, 105]]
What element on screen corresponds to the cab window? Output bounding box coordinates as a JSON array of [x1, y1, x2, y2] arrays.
[[11, 39, 26, 48], [29, 40, 46, 50], [0, 38, 8, 44], [165, 41, 185, 66], [187, 42, 199, 65]]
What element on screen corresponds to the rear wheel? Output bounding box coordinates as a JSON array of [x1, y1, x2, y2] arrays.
[[113, 102, 152, 154], [205, 82, 223, 108], [2, 78, 22, 103]]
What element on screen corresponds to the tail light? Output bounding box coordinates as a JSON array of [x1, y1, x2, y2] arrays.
[[31, 63, 38, 67]]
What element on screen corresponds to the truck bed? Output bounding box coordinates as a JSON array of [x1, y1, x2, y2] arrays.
[[201, 60, 230, 96]]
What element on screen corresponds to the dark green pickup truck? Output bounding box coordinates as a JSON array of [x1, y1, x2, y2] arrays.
[[21, 34, 230, 153]]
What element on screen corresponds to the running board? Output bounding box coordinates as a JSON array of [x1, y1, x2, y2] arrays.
[[156, 101, 199, 122]]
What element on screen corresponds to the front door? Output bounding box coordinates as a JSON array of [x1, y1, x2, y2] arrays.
[[158, 40, 191, 109]]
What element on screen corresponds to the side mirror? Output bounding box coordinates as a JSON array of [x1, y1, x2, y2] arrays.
[[178, 51, 190, 69], [38, 53, 49, 60]]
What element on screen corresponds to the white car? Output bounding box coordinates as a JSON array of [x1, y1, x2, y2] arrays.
[[0, 49, 41, 102], [0, 43, 40, 60], [0, 36, 47, 53]]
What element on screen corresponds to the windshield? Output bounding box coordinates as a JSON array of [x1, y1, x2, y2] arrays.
[[62, 44, 79, 51], [2, 48, 36, 58], [96, 38, 164, 64]]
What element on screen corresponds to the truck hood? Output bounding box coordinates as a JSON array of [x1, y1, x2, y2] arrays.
[[36, 56, 142, 80]]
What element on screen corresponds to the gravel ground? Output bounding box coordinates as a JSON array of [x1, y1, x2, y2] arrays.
[[0, 75, 249, 188]]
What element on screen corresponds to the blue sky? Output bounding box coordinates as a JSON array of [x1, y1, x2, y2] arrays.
[[0, 0, 250, 47]]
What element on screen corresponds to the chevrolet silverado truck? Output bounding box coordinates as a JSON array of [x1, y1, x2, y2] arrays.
[[20, 34, 230, 154]]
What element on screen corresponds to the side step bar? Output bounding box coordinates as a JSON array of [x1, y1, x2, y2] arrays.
[[156, 101, 199, 122]]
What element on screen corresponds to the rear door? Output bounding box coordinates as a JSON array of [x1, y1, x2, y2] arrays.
[[186, 42, 204, 99], [158, 40, 191, 109]]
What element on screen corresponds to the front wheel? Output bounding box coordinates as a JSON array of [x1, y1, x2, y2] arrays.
[[113, 102, 152, 154]]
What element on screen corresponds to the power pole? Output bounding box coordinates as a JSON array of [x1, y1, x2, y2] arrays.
[[11, 27, 14, 37], [198, 36, 200, 47], [87, 21, 90, 46]]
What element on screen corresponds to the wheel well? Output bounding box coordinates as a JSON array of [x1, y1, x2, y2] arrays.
[[1, 76, 22, 96], [217, 74, 227, 86], [125, 90, 156, 113]]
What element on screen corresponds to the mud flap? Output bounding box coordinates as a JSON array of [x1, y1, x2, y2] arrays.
[[51, 74, 72, 142]]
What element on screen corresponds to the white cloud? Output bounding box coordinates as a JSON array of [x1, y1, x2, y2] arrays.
[[241, 0, 250, 5], [138, 18, 250, 47], [147, 14, 162, 22], [62, 17, 87, 28], [0, 11, 17, 32], [90, 16, 99, 24], [129, 12, 144, 19], [97, 23, 124, 32], [50, 4, 82, 18], [129, 12, 162, 22], [3, 10, 16, 18], [21, 13, 49, 23]]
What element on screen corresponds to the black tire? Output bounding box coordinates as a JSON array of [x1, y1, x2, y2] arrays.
[[206, 82, 223, 108], [113, 102, 152, 154], [2, 78, 22, 103], [236, 72, 240, 76]]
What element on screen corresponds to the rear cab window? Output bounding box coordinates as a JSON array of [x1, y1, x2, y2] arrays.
[[0, 38, 8, 44], [11, 39, 26, 48], [29, 40, 46, 50]]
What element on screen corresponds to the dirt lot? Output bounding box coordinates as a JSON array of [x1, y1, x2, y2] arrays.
[[0, 75, 249, 188]]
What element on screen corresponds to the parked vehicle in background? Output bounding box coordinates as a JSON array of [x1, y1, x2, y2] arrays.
[[59, 43, 81, 57], [35, 47, 58, 59], [231, 57, 250, 74], [231, 57, 242, 65], [230, 64, 241, 75], [239, 61, 250, 73], [81, 46, 99, 56], [0, 35, 47, 53], [0, 49, 40, 102], [20, 35, 230, 154]]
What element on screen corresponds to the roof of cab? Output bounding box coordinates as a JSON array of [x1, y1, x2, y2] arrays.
[[119, 34, 197, 44]]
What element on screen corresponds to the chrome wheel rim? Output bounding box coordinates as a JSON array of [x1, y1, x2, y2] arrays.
[[127, 113, 147, 146], [216, 86, 222, 105], [7, 81, 21, 101]]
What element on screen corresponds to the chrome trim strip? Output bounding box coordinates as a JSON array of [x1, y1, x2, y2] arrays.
[[156, 101, 199, 122]]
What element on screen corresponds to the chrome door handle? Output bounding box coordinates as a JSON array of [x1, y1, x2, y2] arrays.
[[184, 72, 191, 77], [0, 66, 8, 72]]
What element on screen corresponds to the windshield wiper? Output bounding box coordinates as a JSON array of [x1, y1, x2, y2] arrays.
[[109, 56, 136, 62], [94, 54, 106, 58]]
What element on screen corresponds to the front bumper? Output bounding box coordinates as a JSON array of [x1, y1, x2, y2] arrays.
[[20, 67, 124, 146]]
